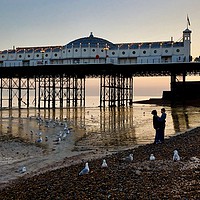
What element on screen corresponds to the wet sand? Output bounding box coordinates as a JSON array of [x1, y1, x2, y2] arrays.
[[0, 125, 200, 199], [0, 125, 109, 189]]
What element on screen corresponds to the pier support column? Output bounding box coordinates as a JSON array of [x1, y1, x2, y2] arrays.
[[170, 73, 177, 104], [100, 74, 133, 107], [38, 75, 85, 108], [18, 77, 21, 109], [171, 72, 187, 104]]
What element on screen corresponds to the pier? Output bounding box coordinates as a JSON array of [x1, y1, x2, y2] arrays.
[[0, 62, 200, 109]]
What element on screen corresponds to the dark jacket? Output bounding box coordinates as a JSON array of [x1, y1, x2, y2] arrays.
[[159, 113, 166, 128], [153, 115, 160, 130]]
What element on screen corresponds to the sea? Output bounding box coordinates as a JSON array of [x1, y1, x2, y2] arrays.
[[1, 95, 200, 153]]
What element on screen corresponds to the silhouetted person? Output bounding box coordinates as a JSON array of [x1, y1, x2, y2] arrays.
[[159, 108, 166, 142], [151, 110, 161, 144]]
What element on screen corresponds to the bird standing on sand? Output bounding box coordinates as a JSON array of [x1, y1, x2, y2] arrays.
[[125, 153, 133, 162], [173, 150, 180, 161], [101, 159, 108, 168], [150, 154, 155, 161], [57, 137, 61, 144], [36, 136, 43, 143], [45, 136, 48, 142], [79, 162, 89, 175], [19, 166, 27, 173]]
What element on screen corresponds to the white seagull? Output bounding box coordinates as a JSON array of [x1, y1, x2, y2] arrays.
[[124, 153, 133, 162], [62, 132, 67, 140], [101, 159, 108, 168], [173, 150, 180, 161], [79, 162, 89, 175], [150, 154, 155, 161], [56, 137, 61, 144], [19, 166, 27, 173], [38, 131, 42, 136]]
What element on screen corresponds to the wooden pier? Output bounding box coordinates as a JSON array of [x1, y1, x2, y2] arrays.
[[0, 62, 200, 108]]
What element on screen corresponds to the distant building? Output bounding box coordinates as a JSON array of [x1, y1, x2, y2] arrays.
[[0, 28, 192, 67]]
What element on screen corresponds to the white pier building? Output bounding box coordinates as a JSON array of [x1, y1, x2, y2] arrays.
[[0, 28, 191, 67]]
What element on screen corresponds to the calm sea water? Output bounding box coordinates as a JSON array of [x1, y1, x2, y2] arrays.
[[1, 95, 200, 152]]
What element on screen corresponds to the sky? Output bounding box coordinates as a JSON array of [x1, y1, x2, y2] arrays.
[[0, 0, 200, 97]]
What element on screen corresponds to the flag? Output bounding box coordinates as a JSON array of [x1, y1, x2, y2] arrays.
[[187, 15, 191, 26]]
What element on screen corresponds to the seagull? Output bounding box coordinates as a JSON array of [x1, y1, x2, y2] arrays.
[[38, 132, 42, 136], [19, 166, 27, 173], [101, 159, 108, 168], [150, 154, 155, 161], [62, 132, 67, 140], [56, 137, 61, 144], [79, 162, 89, 175], [45, 136, 48, 142], [173, 150, 180, 161], [124, 153, 133, 162], [36, 136, 43, 143]]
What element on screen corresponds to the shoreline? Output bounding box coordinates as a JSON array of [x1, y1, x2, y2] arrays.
[[134, 97, 200, 106], [0, 127, 200, 199]]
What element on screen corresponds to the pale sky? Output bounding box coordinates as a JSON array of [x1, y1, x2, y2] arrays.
[[0, 0, 199, 97]]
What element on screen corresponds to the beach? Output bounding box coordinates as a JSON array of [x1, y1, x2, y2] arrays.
[[0, 125, 200, 199]]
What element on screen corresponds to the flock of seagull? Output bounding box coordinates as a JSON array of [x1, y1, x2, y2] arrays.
[[32, 115, 72, 145], [17, 114, 182, 175], [18, 114, 73, 173], [78, 150, 181, 176]]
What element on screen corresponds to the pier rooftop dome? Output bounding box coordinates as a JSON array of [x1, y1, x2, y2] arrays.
[[65, 32, 116, 49]]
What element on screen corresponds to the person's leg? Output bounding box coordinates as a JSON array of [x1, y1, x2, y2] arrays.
[[160, 128, 165, 142], [154, 129, 159, 144]]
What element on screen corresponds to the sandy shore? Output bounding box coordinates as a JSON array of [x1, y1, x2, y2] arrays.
[[0, 135, 110, 189], [0, 126, 200, 199]]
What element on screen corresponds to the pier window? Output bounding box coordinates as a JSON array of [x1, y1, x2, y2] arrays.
[[132, 51, 136, 54]]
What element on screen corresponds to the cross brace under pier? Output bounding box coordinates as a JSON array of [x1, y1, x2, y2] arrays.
[[100, 75, 133, 107]]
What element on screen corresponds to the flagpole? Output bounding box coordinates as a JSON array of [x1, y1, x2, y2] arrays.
[[187, 14, 190, 29]]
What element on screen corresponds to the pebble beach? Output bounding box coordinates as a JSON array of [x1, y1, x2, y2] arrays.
[[0, 126, 200, 199]]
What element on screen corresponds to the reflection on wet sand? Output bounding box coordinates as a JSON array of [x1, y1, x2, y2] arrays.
[[0, 105, 200, 152], [76, 107, 136, 150], [171, 106, 199, 133]]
